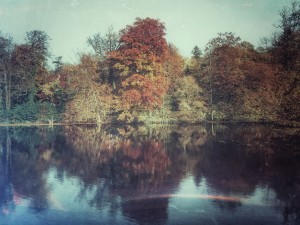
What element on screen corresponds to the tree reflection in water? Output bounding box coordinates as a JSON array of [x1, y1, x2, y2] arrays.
[[0, 132, 15, 215], [60, 125, 178, 224], [0, 124, 299, 224]]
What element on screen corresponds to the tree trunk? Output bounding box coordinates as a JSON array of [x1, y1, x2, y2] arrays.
[[4, 69, 8, 109], [8, 70, 11, 110], [3, 68, 11, 111], [209, 54, 214, 121]]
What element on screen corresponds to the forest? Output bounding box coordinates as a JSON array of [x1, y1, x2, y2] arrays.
[[0, 1, 299, 126]]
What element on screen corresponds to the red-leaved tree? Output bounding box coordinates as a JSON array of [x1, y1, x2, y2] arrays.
[[109, 18, 169, 121]]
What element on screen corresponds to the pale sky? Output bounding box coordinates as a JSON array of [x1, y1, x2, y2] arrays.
[[0, 0, 293, 64]]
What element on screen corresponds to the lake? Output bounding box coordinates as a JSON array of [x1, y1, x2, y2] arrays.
[[0, 124, 299, 225]]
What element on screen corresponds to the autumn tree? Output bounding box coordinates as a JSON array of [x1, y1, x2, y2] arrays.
[[10, 30, 50, 105], [135, 43, 187, 123], [195, 33, 278, 121], [108, 18, 169, 122], [238, 43, 278, 121], [171, 76, 207, 122], [62, 54, 115, 123], [7, 30, 64, 122], [109, 17, 168, 76], [199, 32, 241, 120], [164, 44, 185, 85], [269, 1, 300, 124], [118, 74, 168, 122], [160, 44, 207, 122]]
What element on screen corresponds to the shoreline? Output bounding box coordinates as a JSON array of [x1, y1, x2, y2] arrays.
[[0, 120, 299, 128], [0, 122, 96, 127]]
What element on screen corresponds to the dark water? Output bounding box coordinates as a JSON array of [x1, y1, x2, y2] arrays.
[[0, 124, 300, 225]]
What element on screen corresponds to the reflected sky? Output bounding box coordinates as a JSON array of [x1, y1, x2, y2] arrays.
[[0, 124, 300, 224]]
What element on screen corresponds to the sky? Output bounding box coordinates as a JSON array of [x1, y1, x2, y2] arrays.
[[0, 0, 294, 64]]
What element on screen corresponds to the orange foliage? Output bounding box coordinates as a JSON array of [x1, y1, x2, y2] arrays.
[[119, 17, 168, 61], [109, 18, 168, 76], [164, 44, 185, 86], [61, 54, 116, 123], [120, 140, 170, 177], [121, 74, 168, 111], [107, 18, 171, 115]]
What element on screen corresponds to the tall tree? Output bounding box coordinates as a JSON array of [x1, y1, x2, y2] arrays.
[[202, 32, 241, 120], [87, 26, 120, 59], [10, 30, 50, 105], [271, 1, 300, 124], [109, 18, 169, 121], [87, 26, 120, 88], [273, 1, 300, 71], [0, 34, 13, 111], [198, 33, 277, 121], [25, 30, 50, 67], [164, 43, 184, 86], [109, 17, 168, 77]]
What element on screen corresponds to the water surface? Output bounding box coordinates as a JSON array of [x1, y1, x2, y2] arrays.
[[0, 124, 299, 225]]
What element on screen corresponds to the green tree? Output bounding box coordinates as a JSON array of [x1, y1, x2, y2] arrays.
[[25, 30, 50, 67], [8, 30, 61, 122], [0, 34, 13, 112], [52, 56, 63, 73], [171, 76, 207, 122], [191, 45, 201, 60]]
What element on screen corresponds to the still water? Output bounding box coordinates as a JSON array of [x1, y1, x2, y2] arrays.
[[0, 124, 299, 225]]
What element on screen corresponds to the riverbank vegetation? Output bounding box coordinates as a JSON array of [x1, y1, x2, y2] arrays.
[[0, 2, 299, 126]]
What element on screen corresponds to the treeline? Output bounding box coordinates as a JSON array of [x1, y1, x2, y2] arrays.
[[0, 1, 299, 125], [0, 30, 67, 122]]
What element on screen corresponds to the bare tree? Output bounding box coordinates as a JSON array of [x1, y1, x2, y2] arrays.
[[87, 26, 120, 89], [87, 26, 120, 59]]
